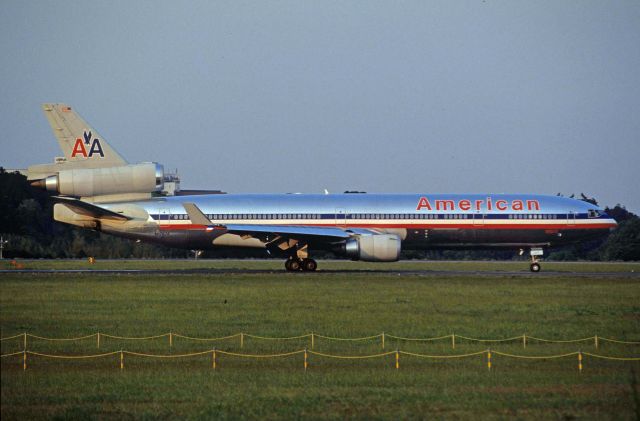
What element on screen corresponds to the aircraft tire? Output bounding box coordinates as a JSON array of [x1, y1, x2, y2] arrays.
[[530, 262, 541, 273], [301, 258, 317, 272], [287, 258, 301, 271]]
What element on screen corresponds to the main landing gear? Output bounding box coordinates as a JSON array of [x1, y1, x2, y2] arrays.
[[285, 257, 318, 272], [520, 247, 544, 272]]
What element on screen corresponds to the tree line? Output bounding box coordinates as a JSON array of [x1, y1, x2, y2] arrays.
[[1, 169, 638, 260]]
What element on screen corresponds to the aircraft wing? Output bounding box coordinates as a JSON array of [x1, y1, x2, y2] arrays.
[[53, 196, 132, 221], [182, 202, 369, 245], [223, 224, 352, 243]]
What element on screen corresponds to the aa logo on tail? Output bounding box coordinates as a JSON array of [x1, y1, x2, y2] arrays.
[[71, 131, 104, 158]]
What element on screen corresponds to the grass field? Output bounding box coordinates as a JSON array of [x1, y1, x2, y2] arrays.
[[4, 258, 640, 272], [1, 260, 640, 420]]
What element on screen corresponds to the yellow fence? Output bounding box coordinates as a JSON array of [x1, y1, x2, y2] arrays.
[[2, 348, 638, 372], [2, 332, 638, 371], [2, 332, 639, 350]]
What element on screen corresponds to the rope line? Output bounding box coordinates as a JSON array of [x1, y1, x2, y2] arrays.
[[526, 336, 594, 343], [1, 351, 25, 358], [492, 350, 578, 359], [26, 351, 119, 359], [27, 333, 97, 341], [582, 352, 640, 361], [2, 332, 639, 344], [0, 334, 24, 341], [385, 334, 452, 341], [216, 350, 304, 358], [244, 333, 311, 340], [125, 350, 211, 358], [99, 333, 169, 340], [598, 337, 640, 345], [399, 350, 487, 359], [2, 350, 638, 361], [309, 350, 396, 359], [313, 334, 381, 341], [172, 333, 240, 341], [456, 335, 523, 342]]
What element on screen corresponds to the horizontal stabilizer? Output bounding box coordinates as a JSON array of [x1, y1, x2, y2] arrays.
[[52, 196, 131, 221]]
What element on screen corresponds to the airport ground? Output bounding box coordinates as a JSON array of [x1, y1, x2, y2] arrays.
[[1, 260, 639, 420]]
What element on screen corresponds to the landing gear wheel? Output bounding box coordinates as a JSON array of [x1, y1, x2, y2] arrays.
[[285, 258, 301, 272], [530, 262, 541, 273], [301, 258, 317, 272]]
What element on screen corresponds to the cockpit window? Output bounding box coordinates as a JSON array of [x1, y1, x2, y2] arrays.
[[588, 209, 601, 218]]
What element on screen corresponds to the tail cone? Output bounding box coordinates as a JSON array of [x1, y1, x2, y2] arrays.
[[30, 175, 58, 192], [30, 179, 46, 189]]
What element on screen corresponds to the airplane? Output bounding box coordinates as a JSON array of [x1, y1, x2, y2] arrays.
[[27, 104, 617, 272]]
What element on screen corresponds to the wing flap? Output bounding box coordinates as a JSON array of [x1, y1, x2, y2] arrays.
[[224, 224, 352, 242]]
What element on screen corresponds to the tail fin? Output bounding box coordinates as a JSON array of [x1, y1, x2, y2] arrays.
[[42, 104, 127, 167]]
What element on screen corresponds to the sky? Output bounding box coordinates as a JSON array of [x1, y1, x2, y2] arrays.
[[1, 1, 639, 212]]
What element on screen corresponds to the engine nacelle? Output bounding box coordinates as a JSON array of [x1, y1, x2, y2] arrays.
[[343, 234, 401, 262], [33, 163, 163, 197]]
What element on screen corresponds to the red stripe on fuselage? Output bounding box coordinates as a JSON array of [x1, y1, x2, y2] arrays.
[[157, 222, 616, 231]]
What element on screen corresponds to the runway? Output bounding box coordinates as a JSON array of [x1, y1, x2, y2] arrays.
[[1, 269, 638, 278]]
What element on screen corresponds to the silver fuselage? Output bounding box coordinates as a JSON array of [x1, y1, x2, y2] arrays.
[[98, 193, 616, 252]]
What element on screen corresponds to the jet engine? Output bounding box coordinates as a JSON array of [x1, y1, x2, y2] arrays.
[[343, 234, 401, 262], [31, 163, 164, 197]]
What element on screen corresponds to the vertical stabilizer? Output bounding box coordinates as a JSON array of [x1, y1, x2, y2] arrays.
[[41, 103, 127, 167]]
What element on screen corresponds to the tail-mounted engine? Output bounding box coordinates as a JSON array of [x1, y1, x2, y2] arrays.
[[31, 163, 164, 198]]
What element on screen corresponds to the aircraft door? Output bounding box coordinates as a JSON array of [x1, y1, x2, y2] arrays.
[[160, 208, 172, 226], [335, 208, 348, 226], [473, 212, 485, 227], [567, 211, 576, 226]]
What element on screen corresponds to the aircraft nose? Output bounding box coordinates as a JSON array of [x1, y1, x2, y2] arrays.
[[602, 211, 618, 230]]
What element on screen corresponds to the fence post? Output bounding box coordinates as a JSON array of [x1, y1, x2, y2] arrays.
[[523, 334, 526, 348], [452, 333, 455, 349], [23, 350, 26, 371], [212, 348, 216, 370], [487, 349, 492, 370], [382, 332, 385, 350], [311, 333, 314, 350], [578, 351, 582, 372], [304, 348, 308, 371], [97, 332, 100, 349], [594, 335, 598, 349], [240, 333, 244, 348], [395, 350, 399, 370], [23, 332, 27, 350], [120, 350, 124, 370], [169, 332, 173, 348]]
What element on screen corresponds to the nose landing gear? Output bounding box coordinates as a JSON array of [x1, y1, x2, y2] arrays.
[[521, 247, 544, 272]]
